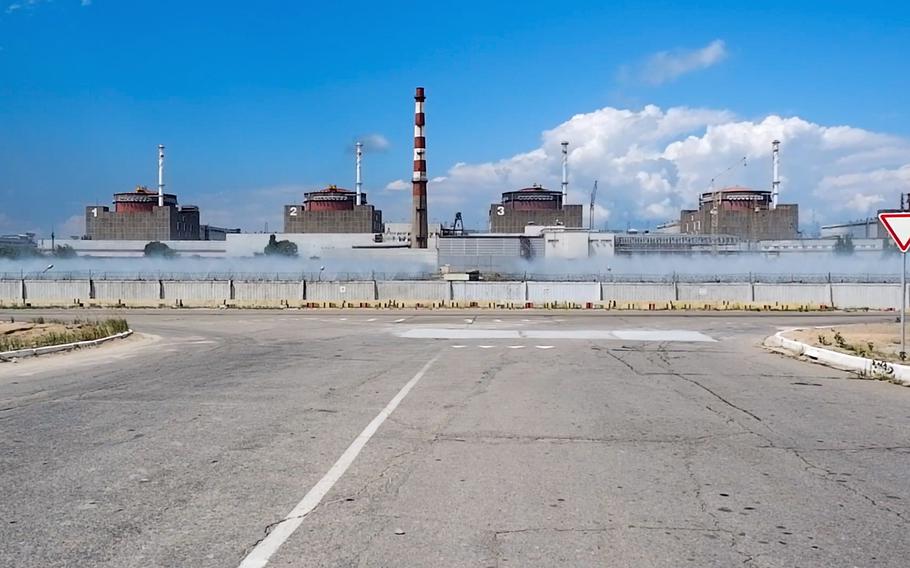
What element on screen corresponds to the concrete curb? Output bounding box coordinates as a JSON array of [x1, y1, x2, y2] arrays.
[[0, 329, 133, 362], [764, 328, 910, 386]]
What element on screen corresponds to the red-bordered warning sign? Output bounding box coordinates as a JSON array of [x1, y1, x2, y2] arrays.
[[879, 212, 910, 253]]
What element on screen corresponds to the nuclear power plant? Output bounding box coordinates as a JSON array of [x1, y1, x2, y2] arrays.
[[32, 87, 894, 266]]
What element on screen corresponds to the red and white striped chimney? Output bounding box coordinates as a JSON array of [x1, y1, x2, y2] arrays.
[[411, 87, 429, 249]]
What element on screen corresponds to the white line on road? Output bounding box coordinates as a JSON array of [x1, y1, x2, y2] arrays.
[[451, 345, 466, 349], [392, 318, 407, 323], [508, 345, 525, 349], [366, 318, 377, 322], [536, 345, 555, 349], [237, 355, 441, 568], [478, 345, 494, 349]]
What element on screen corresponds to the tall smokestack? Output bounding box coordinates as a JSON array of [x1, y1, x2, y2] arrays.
[[411, 87, 428, 249], [355, 141, 363, 206], [771, 139, 780, 210], [157, 144, 165, 207], [560, 141, 569, 203]]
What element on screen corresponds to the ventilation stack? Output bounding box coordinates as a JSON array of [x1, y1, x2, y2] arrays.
[[560, 141, 569, 202], [355, 141, 363, 206], [157, 144, 165, 207], [411, 87, 428, 249], [771, 140, 780, 210]]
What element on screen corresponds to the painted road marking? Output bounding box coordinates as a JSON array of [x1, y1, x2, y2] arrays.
[[478, 345, 494, 349], [398, 329, 715, 342], [237, 355, 441, 568], [463, 318, 473, 323], [451, 345, 466, 349], [392, 318, 407, 323], [536, 345, 555, 349], [494, 319, 503, 323], [508, 345, 525, 349], [366, 318, 377, 322]]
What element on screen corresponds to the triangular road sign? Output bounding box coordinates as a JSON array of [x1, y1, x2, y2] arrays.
[[879, 212, 910, 252]]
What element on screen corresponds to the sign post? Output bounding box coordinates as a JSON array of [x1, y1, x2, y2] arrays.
[[878, 213, 910, 359]]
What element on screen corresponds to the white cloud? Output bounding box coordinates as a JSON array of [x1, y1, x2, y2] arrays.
[[633, 39, 728, 85], [5, 0, 89, 14], [421, 104, 910, 230], [358, 133, 390, 153], [385, 179, 409, 191], [55, 214, 85, 238]]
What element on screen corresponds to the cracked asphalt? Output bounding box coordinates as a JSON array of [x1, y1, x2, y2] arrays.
[[1, 309, 909, 567]]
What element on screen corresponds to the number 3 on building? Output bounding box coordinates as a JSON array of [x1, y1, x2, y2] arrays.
[[496, 206, 505, 216], [289, 206, 298, 217]]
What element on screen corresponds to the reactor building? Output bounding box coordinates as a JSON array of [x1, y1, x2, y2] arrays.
[[283, 139, 384, 233], [678, 141, 799, 240], [84, 145, 224, 241], [488, 142, 584, 233], [283, 185, 383, 233]]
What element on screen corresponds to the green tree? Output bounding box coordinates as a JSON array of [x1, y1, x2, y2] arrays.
[[833, 235, 855, 256], [52, 245, 77, 258], [264, 234, 298, 257], [0, 245, 41, 259], [144, 241, 177, 258]]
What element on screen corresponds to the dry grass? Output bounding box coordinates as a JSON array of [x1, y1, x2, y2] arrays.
[[0, 318, 129, 352], [787, 322, 908, 363]]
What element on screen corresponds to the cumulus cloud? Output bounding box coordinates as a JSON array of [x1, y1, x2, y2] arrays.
[[356, 133, 390, 153], [631, 39, 728, 85], [385, 179, 409, 191], [419, 104, 910, 230]]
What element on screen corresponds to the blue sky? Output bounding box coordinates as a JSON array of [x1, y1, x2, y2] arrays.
[[1, 0, 908, 235]]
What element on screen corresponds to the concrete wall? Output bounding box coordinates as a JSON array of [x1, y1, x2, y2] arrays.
[[0, 280, 23, 304], [677, 283, 753, 302], [376, 281, 450, 302], [832, 283, 903, 310], [234, 280, 303, 304], [602, 283, 676, 302], [23, 280, 91, 305], [306, 281, 376, 302], [753, 283, 831, 305], [93, 280, 162, 305], [452, 282, 527, 302], [527, 282, 600, 303], [162, 280, 231, 306]]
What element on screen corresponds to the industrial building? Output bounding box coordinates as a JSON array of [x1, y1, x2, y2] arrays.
[[488, 142, 584, 233], [489, 185, 584, 232], [677, 141, 799, 241], [283, 186, 383, 233], [86, 185, 202, 241], [83, 145, 231, 241], [679, 186, 799, 240]]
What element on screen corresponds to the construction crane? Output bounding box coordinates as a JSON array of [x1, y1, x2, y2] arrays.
[[589, 180, 598, 230], [709, 156, 747, 237]]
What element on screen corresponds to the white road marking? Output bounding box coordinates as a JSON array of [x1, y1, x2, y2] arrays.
[[478, 345, 494, 349], [366, 318, 377, 322], [451, 345, 466, 349], [463, 318, 473, 323], [494, 319, 503, 323], [397, 329, 715, 342], [392, 318, 406, 323], [536, 345, 555, 349], [237, 355, 440, 568], [508, 345, 525, 349], [339, 318, 347, 321]]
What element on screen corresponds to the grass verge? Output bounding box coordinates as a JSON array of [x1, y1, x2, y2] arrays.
[[0, 318, 129, 352]]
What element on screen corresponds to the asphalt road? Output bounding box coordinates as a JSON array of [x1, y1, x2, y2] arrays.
[[1, 310, 908, 567]]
